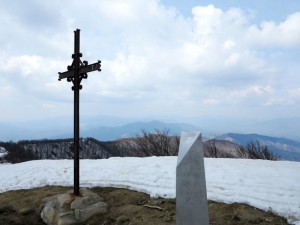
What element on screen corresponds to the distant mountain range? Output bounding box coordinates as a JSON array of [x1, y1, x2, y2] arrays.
[[0, 119, 200, 141], [81, 120, 199, 140], [1, 115, 300, 141], [79, 120, 300, 161], [1, 116, 300, 161], [216, 133, 300, 161], [251, 117, 300, 140]]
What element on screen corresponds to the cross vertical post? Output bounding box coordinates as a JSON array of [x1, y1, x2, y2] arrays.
[[73, 29, 80, 196], [58, 29, 101, 196]]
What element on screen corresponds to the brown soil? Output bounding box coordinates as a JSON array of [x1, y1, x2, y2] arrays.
[[0, 186, 288, 225]]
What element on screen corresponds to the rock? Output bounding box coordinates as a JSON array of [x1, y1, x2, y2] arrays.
[[74, 201, 108, 221], [40, 188, 108, 225], [71, 195, 102, 209], [41, 198, 60, 225], [18, 207, 33, 215], [57, 214, 77, 225], [57, 193, 74, 208]]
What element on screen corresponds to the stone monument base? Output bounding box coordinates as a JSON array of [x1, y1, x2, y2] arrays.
[[40, 188, 108, 225]]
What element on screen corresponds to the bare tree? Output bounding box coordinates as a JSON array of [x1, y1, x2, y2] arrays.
[[204, 139, 236, 158], [111, 138, 140, 157], [171, 135, 180, 156], [1, 142, 38, 163], [130, 129, 179, 157], [204, 139, 219, 158], [237, 141, 279, 160], [236, 145, 248, 159]]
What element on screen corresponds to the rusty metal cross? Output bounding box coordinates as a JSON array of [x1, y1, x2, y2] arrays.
[[58, 29, 101, 196]]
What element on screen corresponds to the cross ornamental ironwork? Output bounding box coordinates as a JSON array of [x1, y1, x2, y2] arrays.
[[58, 29, 101, 196]]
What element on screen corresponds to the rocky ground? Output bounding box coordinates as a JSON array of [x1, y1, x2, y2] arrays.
[[0, 186, 289, 225]]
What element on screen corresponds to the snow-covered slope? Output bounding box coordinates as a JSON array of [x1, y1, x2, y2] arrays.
[[0, 158, 299, 224]]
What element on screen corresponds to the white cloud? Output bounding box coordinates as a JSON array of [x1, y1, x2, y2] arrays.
[[203, 98, 220, 105], [289, 87, 300, 103], [192, 5, 223, 36], [0, 1, 299, 121], [263, 98, 287, 106], [4, 55, 46, 77], [246, 12, 300, 47], [224, 52, 241, 66], [230, 85, 274, 98], [201, 85, 275, 107], [42, 103, 55, 109], [289, 87, 300, 97], [0, 86, 17, 101], [223, 40, 235, 50]]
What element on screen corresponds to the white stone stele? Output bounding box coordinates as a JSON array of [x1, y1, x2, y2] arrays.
[[176, 132, 209, 225], [40, 188, 108, 225]]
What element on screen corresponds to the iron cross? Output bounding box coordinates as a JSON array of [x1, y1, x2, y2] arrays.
[[58, 29, 101, 196]]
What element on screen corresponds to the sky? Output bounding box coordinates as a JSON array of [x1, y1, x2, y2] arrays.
[[0, 0, 300, 124]]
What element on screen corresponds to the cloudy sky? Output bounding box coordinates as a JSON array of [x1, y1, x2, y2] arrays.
[[0, 0, 300, 125]]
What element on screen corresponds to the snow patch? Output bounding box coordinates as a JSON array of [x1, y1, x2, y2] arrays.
[[0, 157, 299, 224], [0, 147, 7, 159]]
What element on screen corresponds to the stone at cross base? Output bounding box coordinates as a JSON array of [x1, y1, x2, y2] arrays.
[[40, 188, 108, 225], [176, 131, 209, 225]]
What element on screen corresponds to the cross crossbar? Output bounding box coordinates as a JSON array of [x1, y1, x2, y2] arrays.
[[58, 61, 101, 81]]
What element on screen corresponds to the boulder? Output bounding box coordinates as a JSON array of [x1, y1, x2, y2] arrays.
[[40, 188, 108, 225]]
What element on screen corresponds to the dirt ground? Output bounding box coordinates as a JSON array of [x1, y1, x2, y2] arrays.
[[0, 186, 289, 225]]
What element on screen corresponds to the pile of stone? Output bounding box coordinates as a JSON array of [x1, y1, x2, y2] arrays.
[[40, 189, 108, 225]]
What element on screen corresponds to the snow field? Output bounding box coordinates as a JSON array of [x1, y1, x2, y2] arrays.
[[0, 157, 299, 224]]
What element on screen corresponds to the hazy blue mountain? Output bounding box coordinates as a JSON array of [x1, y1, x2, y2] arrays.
[[251, 117, 300, 141], [1, 115, 300, 146], [0, 117, 199, 141], [216, 133, 300, 161], [0, 115, 134, 141], [192, 117, 300, 142], [82, 120, 199, 141]]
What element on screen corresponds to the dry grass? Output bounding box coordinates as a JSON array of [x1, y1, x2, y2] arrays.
[[0, 186, 289, 225]]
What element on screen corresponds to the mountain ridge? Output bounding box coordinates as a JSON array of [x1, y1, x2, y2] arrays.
[[82, 120, 200, 140], [216, 133, 300, 161], [1, 116, 300, 141]]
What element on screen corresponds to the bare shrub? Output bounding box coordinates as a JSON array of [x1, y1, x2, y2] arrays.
[[237, 141, 280, 160], [204, 139, 219, 158], [204, 139, 236, 158], [130, 129, 180, 157], [1, 142, 38, 163]]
